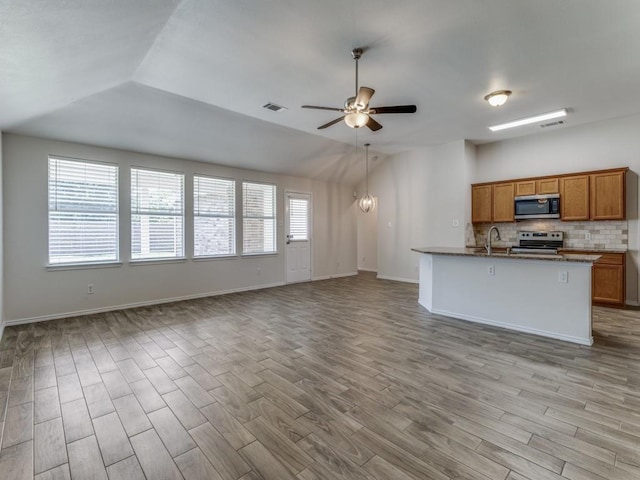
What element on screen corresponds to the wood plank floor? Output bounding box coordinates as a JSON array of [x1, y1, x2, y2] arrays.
[[0, 271, 639, 479]]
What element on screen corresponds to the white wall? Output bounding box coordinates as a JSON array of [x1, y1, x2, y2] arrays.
[[2, 134, 357, 323], [476, 113, 640, 304], [367, 140, 474, 282]]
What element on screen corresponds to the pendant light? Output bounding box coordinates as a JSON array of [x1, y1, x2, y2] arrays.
[[358, 143, 376, 213]]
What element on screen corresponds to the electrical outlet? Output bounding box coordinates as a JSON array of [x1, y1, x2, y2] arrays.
[[452, 219, 460, 227], [87, 283, 94, 294], [488, 265, 495, 276], [585, 232, 592, 241], [558, 271, 568, 283]]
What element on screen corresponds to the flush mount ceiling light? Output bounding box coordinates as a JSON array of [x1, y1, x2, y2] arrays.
[[489, 108, 568, 132], [484, 90, 512, 107], [358, 143, 376, 213]]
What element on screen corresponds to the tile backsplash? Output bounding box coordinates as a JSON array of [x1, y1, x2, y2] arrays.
[[471, 220, 628, 251]]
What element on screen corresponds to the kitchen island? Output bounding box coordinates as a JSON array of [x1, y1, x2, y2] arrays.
[[412, 247, 601, 345]]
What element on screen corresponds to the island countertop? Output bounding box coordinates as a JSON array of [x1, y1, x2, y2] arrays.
[[411, 246, 601, 263]]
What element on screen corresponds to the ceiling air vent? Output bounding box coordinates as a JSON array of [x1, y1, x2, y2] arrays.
[[541, 120, 565, 128], [262, 102, 287, 112]]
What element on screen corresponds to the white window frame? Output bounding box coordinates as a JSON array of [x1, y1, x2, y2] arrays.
[[130, 167, 185, 262], [47, 155, 120, 267], [242, 181, 277, 255], [193, 174, 236, 258]]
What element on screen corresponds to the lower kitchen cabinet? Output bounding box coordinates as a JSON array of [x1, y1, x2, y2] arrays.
[[560, 250, 625, 307], [592, 252, 625, 307]]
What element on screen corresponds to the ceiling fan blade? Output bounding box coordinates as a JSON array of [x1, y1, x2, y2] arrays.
[[366, 116, 383, 131], [302, 105, 344, 112], [318, 116, 345, 129], [355, 86, 375, 109], [370, 105, 417, 114]]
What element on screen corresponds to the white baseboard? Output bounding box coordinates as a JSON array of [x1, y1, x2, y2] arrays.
[[625, 300, 639, 307], [3, 282, 287, 328], [312, 272, 358, 281], [376, 274, 419, 284], [429, 306, 593, 346], [4, 272, 362, 328], [357, 268, 377, 273]]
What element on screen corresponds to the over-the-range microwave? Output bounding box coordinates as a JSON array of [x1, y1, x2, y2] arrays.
[[514, 193, 560, 220]]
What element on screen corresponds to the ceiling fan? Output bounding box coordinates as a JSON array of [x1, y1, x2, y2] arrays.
[[302, 48, 417, 131]]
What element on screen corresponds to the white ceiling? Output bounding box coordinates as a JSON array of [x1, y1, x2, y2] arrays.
[[2, 0, 640, 184]]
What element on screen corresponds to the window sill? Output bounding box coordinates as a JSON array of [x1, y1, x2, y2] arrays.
[[46, 261, 123, 271], [241, 252, 279, 258], [193, 255, 238, 262], [129, 257, 187, 266]]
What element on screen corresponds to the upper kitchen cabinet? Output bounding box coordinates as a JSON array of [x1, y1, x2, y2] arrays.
[[537, 178, 559, 194], [590, 169, 626, 220], [560, 175, 590, 221], [516, 178, 559, 196], [472, 167, 627, 223], [493, 183, 515, 222], [471, 183, 514, 223], [560, 168, 627, 221], [515, 180, 536, 196], [471, 185, 492, 223]]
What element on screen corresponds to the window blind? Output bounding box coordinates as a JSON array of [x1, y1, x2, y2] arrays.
[[243, 182, 276, 254], [194, 175, 236, 256], [288, 197, 309, 241], [131, 168, 184, 260], [48, 157, 119, 264]]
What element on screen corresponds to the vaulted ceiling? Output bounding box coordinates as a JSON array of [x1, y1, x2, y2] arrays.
[[2, 0, 640, 184]]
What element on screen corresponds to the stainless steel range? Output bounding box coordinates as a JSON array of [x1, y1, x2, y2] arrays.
[[511, 231, 564, 254]]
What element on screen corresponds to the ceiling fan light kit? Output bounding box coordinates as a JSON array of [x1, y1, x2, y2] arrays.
[[345, 111, 368, 128], [302, 48, 417, 131], [484, 90, 512, 107]]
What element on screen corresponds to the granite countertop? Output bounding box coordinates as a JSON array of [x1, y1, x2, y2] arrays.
[[560, 247, 627, 254], [411, 246, 601, 263]]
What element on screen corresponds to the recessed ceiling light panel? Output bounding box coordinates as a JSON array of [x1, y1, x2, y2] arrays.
[[489, 109, 568, 132]]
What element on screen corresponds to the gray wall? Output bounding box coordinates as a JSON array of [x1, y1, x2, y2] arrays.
[[2, 134, 357, 323], [364, 140, 474, 282]]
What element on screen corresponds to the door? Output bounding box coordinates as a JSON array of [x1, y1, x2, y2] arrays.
[[285, 191, 311, 283]]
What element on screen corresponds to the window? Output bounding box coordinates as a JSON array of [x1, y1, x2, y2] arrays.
[[48, 156, 119, 265], [194, 175, 235, 257], [243, 182, 276, 254], [288, 197, 309, 241], [131, 168, 184, 260]]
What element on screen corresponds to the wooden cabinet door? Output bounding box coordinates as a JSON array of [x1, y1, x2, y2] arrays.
[[492, 183, 515, 222], [592, 263, 625, 306], [515, 181, 536, 196], [560, 175, 589, 220], [537, 178, 559, 194], [471, 185, 492, 223], [590, 170, 625, 220]]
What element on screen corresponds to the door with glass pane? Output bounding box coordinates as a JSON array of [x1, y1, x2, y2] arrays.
[[285, 191, 311, 283]]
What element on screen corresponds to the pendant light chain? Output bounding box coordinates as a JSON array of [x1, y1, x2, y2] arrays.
[[365, 143, 369, 195], [358, 142, 376, 213]]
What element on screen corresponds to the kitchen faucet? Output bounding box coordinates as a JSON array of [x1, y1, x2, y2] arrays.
[[486, 225, 501, 255]]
